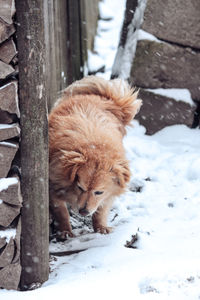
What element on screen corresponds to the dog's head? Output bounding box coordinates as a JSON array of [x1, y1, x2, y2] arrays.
[[53, 148, 130, 216]]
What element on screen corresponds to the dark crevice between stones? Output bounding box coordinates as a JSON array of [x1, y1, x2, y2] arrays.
[[151, 35, 200, 53], [192, 101, 200, 128]]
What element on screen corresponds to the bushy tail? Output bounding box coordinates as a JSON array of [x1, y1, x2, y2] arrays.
[[61, 76, 142, 126]]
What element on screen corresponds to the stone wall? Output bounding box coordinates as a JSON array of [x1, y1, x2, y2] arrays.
[[130, 0, 199, 134], [0, 0, 21, 290]]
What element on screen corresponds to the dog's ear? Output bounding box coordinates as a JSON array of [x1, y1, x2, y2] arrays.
[[111, 159, 130, 188], [61, 150, 86, 182]]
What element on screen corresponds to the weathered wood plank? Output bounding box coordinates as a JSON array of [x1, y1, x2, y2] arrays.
[[66, 0, 83, 84], [0, 177, 22, 205], [16, 0, 49, 290], [0, 142, 18, 178], [0, 38, 17, 64], [0, 82, 20, 117], [0, 123, 20, 141]]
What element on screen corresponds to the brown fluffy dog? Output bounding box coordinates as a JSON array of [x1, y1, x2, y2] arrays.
[[49, 76, 142, 240]]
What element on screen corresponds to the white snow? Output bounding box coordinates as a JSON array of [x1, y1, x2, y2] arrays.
[[0, 123, 19, 129], [146, 88, 195, 106], [1, 122, 200, 299], [0, 177, 18, 192], [0, 228, 16, 243], [87, 50, 105, 73], [1, 0, 200, 298], [112, 0, 147, 79], [138, 29, 163, 43], [88, 0, 126, 79], [0, 141, 18, 148]]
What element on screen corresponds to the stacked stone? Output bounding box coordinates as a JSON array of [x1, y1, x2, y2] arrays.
[[0, 0, 22, 290], [130, 0, 200, 134]]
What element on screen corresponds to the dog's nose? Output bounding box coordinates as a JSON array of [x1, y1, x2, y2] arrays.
[[79, 208, 89, 216]]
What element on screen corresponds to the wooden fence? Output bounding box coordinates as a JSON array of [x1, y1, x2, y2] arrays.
[[0, 0, 99, 290]]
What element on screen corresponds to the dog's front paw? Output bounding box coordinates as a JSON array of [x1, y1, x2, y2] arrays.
[[56, 230, 75, 241], [94, 226, 113, 234]]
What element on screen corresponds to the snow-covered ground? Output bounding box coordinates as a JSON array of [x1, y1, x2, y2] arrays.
[[1, 0, 200, 299], [1, 122, 200, 299]]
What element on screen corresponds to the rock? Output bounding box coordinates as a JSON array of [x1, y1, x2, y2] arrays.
[[0, 38, 17, 64], [135, 89, 196, 135], [142, 0, 200, 50], [0, 60, 15, 79], [0, 237, 7, 249], [0, 262, 21, 290], [130, 40, 200, 101], [0, 0, 15, 24], [0, 82, 20, 117], [12, 217, 21, 264], [0, 238, 15, 268], [0, 177, 22, 205], [0, 201, 20, 227], [0, 110, 17, 124], [0, 123, 20, 141], [0, 141, 18, 178], [0, 19, 15, 43]]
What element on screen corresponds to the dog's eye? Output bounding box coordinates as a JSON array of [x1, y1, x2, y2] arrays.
[[94, 191, 104, 195]]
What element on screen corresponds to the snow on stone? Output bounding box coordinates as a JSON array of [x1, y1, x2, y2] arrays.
[[0, 228, 16, 243], [87, 50, 105, 73], [112, 0, 147, 79], [0, 177, 18, 192], [0, 141, 18, 148], [146, 88, 195, 105], [138, 29, 163, 43], [0, 123, 19, 129]]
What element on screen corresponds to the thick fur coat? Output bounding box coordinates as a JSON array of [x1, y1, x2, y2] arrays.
[[49, 76, 142, 240]]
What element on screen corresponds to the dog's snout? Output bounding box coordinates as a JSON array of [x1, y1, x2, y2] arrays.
[[79, 208, 89, 216]]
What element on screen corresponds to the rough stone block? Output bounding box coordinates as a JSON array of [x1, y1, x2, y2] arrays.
[[136, 89, 196, 135], [142, 0, 200, 50], [0, 237, 7, 249], [0, 238, 15, 268], [12, 217, 21, 264], [0, 110, 16, 124], [0, 82, 20, 117], [0, 0, 15, 24], [0, 60, 15, 79], [0, 141, 18, 178], [0, 201, 20, 227], [0, 123, 20, 141], [0, 19, 15, 44], [0, 262, 21, 290], [0, 38, 17, 64], [0, 177, 22, 205], [130, 40, 200, 101]]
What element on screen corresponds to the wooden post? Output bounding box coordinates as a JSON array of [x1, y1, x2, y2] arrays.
[[15, 0, 49, 290], [66, 0, 85, 85]]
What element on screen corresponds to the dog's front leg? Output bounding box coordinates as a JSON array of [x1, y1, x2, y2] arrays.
[[92, 198, 114, 234], [50, 197, 74, 240]]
